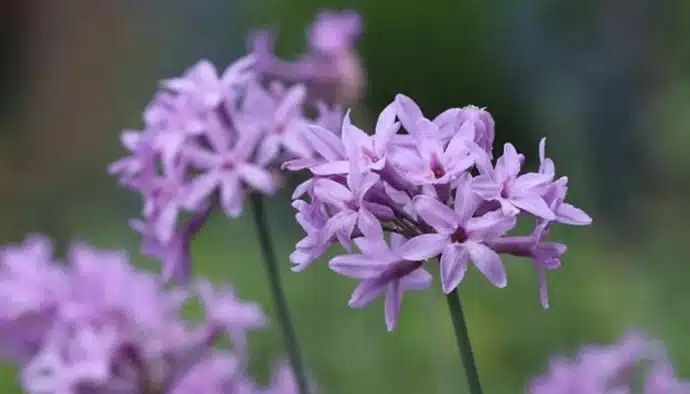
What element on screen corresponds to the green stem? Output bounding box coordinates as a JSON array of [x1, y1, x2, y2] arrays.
[[445, 288, 484, 394], [250, 194, 310, 394]]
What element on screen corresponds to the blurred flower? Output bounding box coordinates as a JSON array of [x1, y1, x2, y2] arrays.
[[286, 93, 592, 329], [0, 235, 310, 394], [249, 10, 365, 106], [110, 13, 352, 284], [529, 331, 690, 394]]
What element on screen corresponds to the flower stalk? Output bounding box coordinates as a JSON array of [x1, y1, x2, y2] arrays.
[[445, 287, 484, 394], [251, 194, 310, 394]]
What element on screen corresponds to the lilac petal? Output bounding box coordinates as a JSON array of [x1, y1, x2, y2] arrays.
[[353, 236, 389, 256], [413, 195, 459, 234], [375, 102, 398, 134], [256, 135, 281, 167], [471, 175, 501, 200], [453, 173, 482, 222], [465, 241, 507, 288], [155, 203, 180, 243], [310, 160, 350, 176], [329, 255, 392, 279], [394, 94, 423, 133], [535, 267, 550, 309], [220, 176, 244, 217], [183, 145, 218, 169], [495, 143, 521, 180], [384, 282, 402, 332], [238, 165, 276, 195], [281, 124, 314, 159], [349, 279, 384, 308], [512, 196, 556, 220], [341, 112, 371, 159], [305, 125, 345, 160], [313, 178, 354, 208], [444, 132, 471, 159], [275, 85, 306, 124], [291, 179, 312, 200], [440, 244, 469, 294], [399, 268, 433, 290], [556, 203, 592, 225], [355, 171, 381, 199], [326, 210, 358, 249], [363, 202, 395, 219], [233, 126, 263, 161], [467, 211, 516, 240], [397, 234, 448, 261], [513, 173, 553, 193], [389, 233, 407, 251], [282, 158, 319, 171], [184, 172, 220, 210], [357, 208, 383, 239]]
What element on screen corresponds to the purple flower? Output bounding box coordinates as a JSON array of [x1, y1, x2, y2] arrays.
[[250, 10, 365, 106], [313, 164, 384, 249], [289, 199, 331, 272], [163, 56, 255, 109], [392, 118, 475, 186], [306, 105, 400, 176], [539, 138, 593, 226], [182, 118, 277, 217], [0, 235, 309, 394], [473, 143, 555, 220], [411, 174, 516, 292], [529, 331, 689, 394], [287, 91, 593, 328], [330, 233, 432, 331], [242, 82, 313, 164], [487, 223, 566, 308]]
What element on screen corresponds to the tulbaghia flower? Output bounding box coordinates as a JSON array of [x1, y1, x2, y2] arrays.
[[0, 235, 310, 394], [529, 332, 689, 394], [110, 11, 355, 283], [286, 92, 592, 329], [411, 174, 516, 292], [250, 10, 365, 106], [329, 233, 432, 331]]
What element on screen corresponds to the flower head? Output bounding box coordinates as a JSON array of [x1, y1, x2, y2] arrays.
[[286, 92, 592, 329]]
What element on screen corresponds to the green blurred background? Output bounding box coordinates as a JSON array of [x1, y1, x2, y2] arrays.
[[1, 0, 689, 393]]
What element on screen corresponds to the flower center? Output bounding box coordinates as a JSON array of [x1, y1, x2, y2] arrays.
[[430, 154, 445, 179], [362, 147, 379, 163], [451, 226, 469, 243], [500, 181, 511, 199]]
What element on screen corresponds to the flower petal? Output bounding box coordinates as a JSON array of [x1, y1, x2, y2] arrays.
[[357, 207, 383, 239], [384, 282, 402, 332], [310, 160, 350, 176], [413, 195, 459, 234], [349, 279, 384, 308], [465, 241, 507, 288], [184, 172, 220, 210], [313, 178, 354, 208], [512, 196, 556, 220], [556, 203, 592, 226], [329, 254, 392, 279], [399, 268, 433, 291], [397, 234, 448, 261], [513, 173, 552, 194], [238, 164, 277, 195], [440, 244, 469, 294]]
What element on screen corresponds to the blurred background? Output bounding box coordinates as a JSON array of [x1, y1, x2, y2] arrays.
[[1, 0, 689, 393]]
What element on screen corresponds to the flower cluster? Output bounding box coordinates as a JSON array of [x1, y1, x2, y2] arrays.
[[250, 10, 365, 106], [109, 10, 363, 283], [0, 235, 311, 394], [529, 332, 690, 393], [286, 93, 593, 331]]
